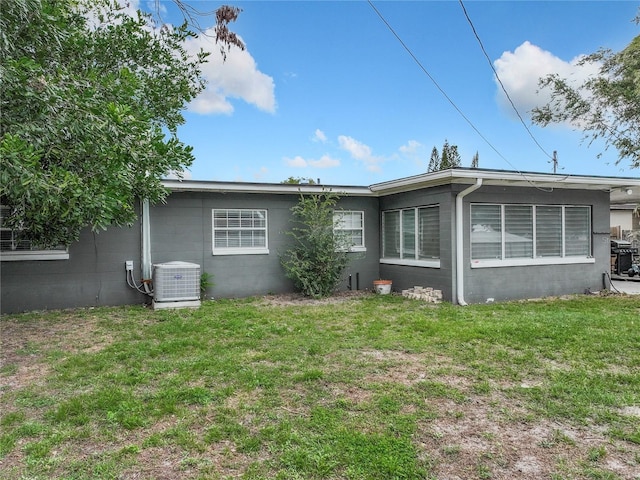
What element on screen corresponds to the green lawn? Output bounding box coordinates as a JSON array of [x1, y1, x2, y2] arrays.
[[1, 293, 639, 479]]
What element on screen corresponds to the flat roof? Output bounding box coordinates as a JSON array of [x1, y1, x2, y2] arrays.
[[163, 179, 372, 196], [164, 168, 640, 200], [370, 168, 640, 196]]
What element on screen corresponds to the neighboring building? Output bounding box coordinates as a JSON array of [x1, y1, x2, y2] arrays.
[[2, 168, 639, 313], [610, 185, 639, 234]]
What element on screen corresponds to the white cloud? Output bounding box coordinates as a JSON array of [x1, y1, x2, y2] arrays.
[[87, 2, 275, 115], [399, 140, 422, 155], [253, 167, 269, 180], [284, 155, 340, 168], [338, 135, 382, 172], [313, 129, 327, 143], [310, 155, 340, 168], [283, 155, 308, 168], [398, 140, 424, 166], [493, 41, 600, 120], [284, 156, 309, 168], [184, 31, 276, 115]]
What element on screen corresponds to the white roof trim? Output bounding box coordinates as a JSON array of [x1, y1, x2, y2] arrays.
[[163, 168, 639, 198], [370, 168, 640, 196], [163, 179, 373, 196]]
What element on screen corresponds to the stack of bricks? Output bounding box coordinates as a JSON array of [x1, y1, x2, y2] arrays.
[[401, 286, 443, 303]]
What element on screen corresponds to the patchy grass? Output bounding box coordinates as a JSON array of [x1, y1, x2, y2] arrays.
[[1, 293, 639, 479]]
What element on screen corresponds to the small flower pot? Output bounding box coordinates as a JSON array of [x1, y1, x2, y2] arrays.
[[373, 279, 392, 295]]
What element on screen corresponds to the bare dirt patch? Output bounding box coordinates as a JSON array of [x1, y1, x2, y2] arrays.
[[2, 304, 639, 479], [419, 400, 640, 480], [1, 312, 115, 391], [363, 350, 640, 480]]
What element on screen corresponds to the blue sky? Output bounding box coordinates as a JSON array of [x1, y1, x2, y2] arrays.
[[145, 1, 639, 185]]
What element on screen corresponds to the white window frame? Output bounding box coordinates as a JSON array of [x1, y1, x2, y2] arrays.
[[212, 208, 269, 256], [380, 205, 440, 268], [470, 203, 593, 268], [0, 206, 69, 261], [333, 210, 366, 252]]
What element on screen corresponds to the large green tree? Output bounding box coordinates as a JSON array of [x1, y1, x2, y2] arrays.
[[427, 140, 462, 172], [0, 0, 240, 248], [531, 30, 640, 168]]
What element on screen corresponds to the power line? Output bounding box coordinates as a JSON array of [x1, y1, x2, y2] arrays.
[[367, 0, 559, 191], [458, 0, 554, 161], [366, 0, 517, 170]]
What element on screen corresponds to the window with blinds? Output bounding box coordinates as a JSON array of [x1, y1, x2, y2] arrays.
[[505, 205, 533, 259], [333, 210, 365, 251], [0, 205, 69, 261], [382, 210, 400, 259], [212, 209, 268, 255], [536, 206, 562, 257], [382, 205, 440, 266], [565, 206, 591, 256], [418, 206, 440, 260], [471, 204, 591, 265]]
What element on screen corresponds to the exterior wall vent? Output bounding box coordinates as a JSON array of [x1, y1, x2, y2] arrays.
[[153, 261, 201, 309]]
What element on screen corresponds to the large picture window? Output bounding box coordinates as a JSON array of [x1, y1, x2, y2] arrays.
[[333, 210, 365, 252], [212, 209, 268, 255], [471, 204, 592, 267], [382, 205, 440, 267], [0, 205, 69, 261]]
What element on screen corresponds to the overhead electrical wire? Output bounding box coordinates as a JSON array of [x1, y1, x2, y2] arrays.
[[457, 0, 554, 161], [366, 0, 515, 169], [367, 0, 567, 190]]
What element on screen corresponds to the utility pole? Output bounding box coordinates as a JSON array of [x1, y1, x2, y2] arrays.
[[551, 151, 558, 174]]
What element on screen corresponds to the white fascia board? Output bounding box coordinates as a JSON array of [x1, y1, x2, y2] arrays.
[[163, 179, 373, 196], [370, 168, 640, 196], [369, 170, 456, 194], [163, 169, 639, 198]]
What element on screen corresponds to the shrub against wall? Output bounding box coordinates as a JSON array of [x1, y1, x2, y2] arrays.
[[280, 191, 350, 298]]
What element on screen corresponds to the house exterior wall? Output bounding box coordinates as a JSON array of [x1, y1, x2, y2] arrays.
[[378, 185, 455, 301], [149, 191, 381, 299], [376, 184, 610, 304], [610, 210, 633, 232], [0, 176, 619, 314], [1, 221, 144, 314], [461, 186, 610, 303]]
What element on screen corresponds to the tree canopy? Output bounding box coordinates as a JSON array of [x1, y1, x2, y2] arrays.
[[281, 177, 317, 185], [427, 140, 462, 172], [531, 31, 640, 169], [0, 0, 240, 248]]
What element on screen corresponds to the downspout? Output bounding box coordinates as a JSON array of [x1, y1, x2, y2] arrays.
[[141, 199, 152, 293], [455, 178, 482, 306]]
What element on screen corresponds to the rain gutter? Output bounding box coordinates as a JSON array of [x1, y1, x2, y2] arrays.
[[455, 178, 483, 306], [141, 199, 152, 292]]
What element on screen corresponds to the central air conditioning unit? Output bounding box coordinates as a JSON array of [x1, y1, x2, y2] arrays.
[[152, 261, 201, 309]]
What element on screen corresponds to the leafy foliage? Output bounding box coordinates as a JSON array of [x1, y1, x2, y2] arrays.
[[471, 151, 479, 168], [281, 176, 317, 184], [427, 140, 462, 172], [200, 272, 215, 300], [427, 147, 440, 173], [0, 0, 239, 248], [280, 191, 351, 298], [532, 32, 640, 168]]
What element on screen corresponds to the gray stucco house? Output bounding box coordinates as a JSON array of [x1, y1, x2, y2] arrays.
[[2, 168, 638, 314]]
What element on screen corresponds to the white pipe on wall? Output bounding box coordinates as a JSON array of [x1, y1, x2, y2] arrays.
[[455, 178, 483, 306], [141, 199, 152, 286]]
